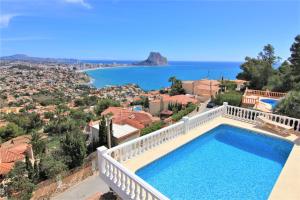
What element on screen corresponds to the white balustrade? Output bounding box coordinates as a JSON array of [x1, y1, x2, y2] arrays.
[[98, 147, 169, 200], [188, 106, 225, 130], [98, 102, 300, 200], [224, 105, 300, 132]]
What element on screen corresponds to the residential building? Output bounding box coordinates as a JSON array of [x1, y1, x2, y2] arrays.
[[0, 135, 34, 180], [101, 107, 160, 129], [182, 79, 221, 102], [85, 121, 140, 145], [149, 94, 198, 116]]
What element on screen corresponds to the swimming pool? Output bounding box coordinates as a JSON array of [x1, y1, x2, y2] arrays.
[[260, 98, 279, 109], [136, 125, 293, 200], [133, 105, 142, 112]]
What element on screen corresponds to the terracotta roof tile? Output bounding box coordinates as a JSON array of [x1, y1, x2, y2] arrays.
[[0, 148, 25, 163], [101, 107, 158, 130], [0, 162, 15, 175]]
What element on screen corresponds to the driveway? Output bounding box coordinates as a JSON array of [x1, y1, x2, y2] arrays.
[[51, 174, 109, 200]]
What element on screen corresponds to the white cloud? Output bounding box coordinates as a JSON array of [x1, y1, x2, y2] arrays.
[[64, 0, 92, 9], [0, 14, 18, 28]]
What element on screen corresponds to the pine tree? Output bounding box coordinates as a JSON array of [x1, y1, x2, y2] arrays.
[[289, 35, 300, 89], [61, 129, 87, 169]]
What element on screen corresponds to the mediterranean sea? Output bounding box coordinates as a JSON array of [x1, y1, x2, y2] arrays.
[[84, 61, 242, 91]]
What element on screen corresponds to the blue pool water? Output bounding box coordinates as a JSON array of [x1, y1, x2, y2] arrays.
[[136, 125, 293, 200], [260, 98, 279, 109], [133, 105, 142, 112], [85, 61, 241, 90]]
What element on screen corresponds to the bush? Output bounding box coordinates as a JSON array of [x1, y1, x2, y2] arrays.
[[74, 98, 85, 107], [0, 123, 24, 142], [44, 111, 54, 119], [5, 112, 43, 133], [171, 103, 197, 121], [94, 99, 120, 115], [141, 121, 164, 136], [39, 155, 67, 179], [44, 118, 77, 136], [223, 80, 237, 91], [212, 91, 242, 106], [5, 161, 35, 200], [130, 97, 149, 108], [275, 90, 300, 118]]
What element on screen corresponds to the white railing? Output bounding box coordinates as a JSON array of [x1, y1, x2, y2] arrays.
[[224, 105, 300, 132], [98, 103, 300, 200], [98, 147, 168, 200], [107, 121, 185, 162], [188, 106, 225, 130]]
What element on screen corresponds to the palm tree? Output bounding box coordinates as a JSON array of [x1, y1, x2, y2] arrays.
[[168, 76, 176, 87]]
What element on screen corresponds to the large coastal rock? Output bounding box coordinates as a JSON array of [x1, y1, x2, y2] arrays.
[[135, 52, 168, 66]]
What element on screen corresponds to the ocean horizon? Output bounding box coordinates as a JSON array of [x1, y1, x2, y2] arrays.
[[85, 61, 242, 91]]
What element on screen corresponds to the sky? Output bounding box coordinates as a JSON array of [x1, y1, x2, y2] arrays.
[[0, 0, 299, 61]]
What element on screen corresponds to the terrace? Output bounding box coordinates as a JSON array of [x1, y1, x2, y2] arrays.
[[97, 103, 300, 200], [241, 88, 287, 112]]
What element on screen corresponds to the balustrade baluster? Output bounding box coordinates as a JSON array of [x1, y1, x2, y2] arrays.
[[130, 179, 134, 198], [134, 182, 138, 200], [140, 185, 144, 200]]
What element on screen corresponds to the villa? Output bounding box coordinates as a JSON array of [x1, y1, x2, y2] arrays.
[[86, 120, 140, 145], [0, 135, 34, 180], [182, 79, 221, 101], [101, 107, 160, 130], [97, 103, 300, 200], [149, 94, 198, 116]]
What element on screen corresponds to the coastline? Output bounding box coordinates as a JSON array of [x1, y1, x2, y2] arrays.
[[78, 61, 241, 90], [77, 64, 170, 72]]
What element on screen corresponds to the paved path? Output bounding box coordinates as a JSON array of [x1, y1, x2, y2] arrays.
[[51, 174, 109, 200]]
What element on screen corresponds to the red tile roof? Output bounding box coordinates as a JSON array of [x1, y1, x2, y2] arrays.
[[0, 135, 31, 175], [102, 107, 159, 129], [0, 148, 25, 163], [161, 94, 198, 105], [0, 162, 15, 176]]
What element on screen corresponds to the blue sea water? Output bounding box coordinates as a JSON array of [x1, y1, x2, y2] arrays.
[[85, 61, 241, 90], [136, 125, 293, 200]]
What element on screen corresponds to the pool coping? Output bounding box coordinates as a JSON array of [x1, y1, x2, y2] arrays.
[[122, 117, 300, 200]]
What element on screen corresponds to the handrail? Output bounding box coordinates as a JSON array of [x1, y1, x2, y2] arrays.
[[107, 121, 185, 162], [224, 105, 300, 132], [107, 121, 184, 154], [100, 153, 169, 200]]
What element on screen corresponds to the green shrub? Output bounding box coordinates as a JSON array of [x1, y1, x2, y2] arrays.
[[275, 90, 300, 118], [94, 99, 120, 115], [171, 103, 196, 121], [223, 80, 237, 91], [141, 121, 164, 136], [213, 91, 242, 106]]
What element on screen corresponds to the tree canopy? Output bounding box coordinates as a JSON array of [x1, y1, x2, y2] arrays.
[[237, 44, 279, 90], [60, 129, 87, 169], [168, 76, 185, 96]]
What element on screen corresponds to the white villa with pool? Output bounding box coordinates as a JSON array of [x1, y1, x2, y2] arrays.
[[97, 102, 300, 200]]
